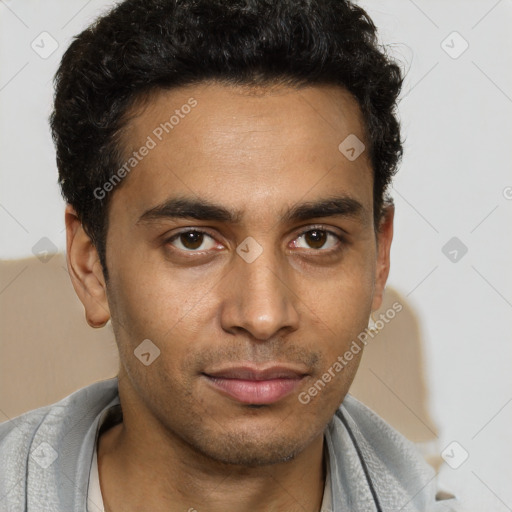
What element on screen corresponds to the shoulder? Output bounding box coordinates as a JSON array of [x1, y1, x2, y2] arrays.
[[340, 393, 425, 465], [0, 377, 119, 509], [328, 394, 463, 511], [0, 377, 119, 447]]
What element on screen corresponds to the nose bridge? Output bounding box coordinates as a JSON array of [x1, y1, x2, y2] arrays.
[[241, 244, 283, 302], [220, 236, 299, 340]]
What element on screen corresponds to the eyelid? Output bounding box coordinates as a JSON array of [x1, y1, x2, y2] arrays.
[[295, 224, 344, 238]]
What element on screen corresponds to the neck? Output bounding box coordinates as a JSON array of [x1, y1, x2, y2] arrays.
[[97, 386, 327, 512]]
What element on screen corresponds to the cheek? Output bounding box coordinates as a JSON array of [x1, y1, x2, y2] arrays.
[[107, 259, 224, 394], [109, 251, 217, 339], [299, 269, 373, 380], [301, 263, 374, 331]]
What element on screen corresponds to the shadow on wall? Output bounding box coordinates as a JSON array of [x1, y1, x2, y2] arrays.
[[0, 253, 441, 471], [350, 287, 442, 471]]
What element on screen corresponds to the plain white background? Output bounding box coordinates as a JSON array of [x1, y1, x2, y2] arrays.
[[1, 1, 511, 510]]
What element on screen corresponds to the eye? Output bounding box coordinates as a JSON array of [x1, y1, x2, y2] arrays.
[[166, 229, 218, 252], [165, 226, 344, 256], [292, 227, 343, 252]]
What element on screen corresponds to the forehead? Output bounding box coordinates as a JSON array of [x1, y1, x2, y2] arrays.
[[113, 81, 373, 223], [124, 81, 367, 145]]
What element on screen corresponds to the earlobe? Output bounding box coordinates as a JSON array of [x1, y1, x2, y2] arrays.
[[371, 204, 394, 312], [65, 205, 111, 328]]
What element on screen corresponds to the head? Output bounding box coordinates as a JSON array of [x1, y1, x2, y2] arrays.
[[53, 0, 403, 466]]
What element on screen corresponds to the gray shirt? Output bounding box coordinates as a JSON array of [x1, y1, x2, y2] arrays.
[[0, 377, 462, 511]]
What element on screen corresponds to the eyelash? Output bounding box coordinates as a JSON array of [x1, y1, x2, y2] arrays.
[[164, 225, 345, 256]]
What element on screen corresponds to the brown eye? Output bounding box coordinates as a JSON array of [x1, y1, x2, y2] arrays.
[[293, 228, 342, 252], [167, 230, 217, 252], [304, 230, 327, 249], [180, 231, 204, 250]]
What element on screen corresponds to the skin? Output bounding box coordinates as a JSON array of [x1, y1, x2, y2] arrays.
[[65, 82, 394, 512]]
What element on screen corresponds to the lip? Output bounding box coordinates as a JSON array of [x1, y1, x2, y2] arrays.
[[202, 365, 308, 405]]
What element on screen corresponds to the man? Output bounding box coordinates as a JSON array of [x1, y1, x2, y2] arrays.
[[0, 0, 461, 510]]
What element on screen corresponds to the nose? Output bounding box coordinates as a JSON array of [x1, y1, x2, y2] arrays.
[[219, 244, 300, 341]]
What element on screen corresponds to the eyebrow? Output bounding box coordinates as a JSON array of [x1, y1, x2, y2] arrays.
[[137, 194, 367, 226]]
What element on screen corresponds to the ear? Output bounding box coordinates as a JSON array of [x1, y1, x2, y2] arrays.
[[65, 204, 110, 328], [371, 202, 394, 312]]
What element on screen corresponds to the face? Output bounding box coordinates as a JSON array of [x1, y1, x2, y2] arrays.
[[70, 82, 393, 467]]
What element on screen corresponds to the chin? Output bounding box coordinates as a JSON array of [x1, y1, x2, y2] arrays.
[[204, 440, 301, 467], [187, 423, 315, 467]]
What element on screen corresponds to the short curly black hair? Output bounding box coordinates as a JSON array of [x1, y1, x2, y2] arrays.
[[50, 0, 403, 281]]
